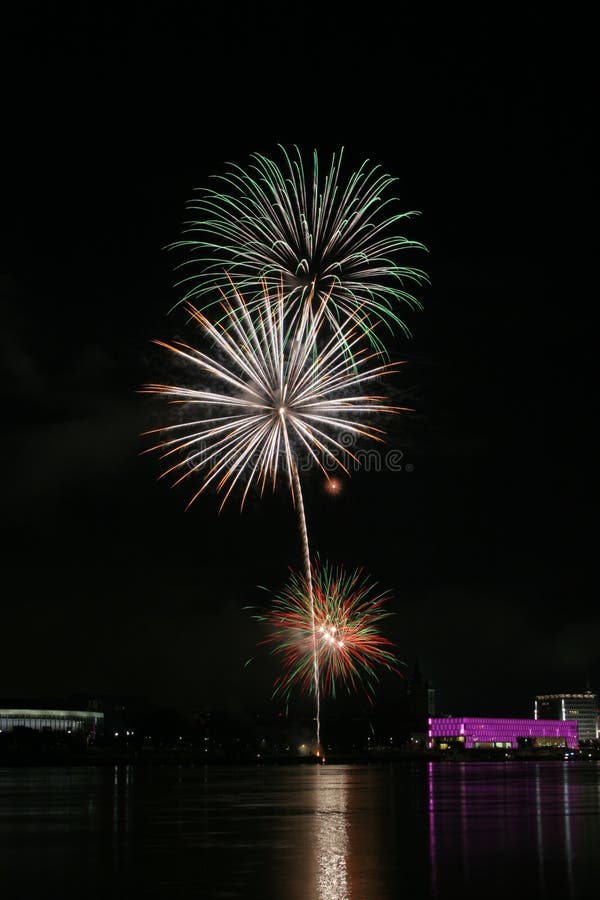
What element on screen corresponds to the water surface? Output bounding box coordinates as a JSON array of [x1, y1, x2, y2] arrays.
[[1, 761, 599, 898]]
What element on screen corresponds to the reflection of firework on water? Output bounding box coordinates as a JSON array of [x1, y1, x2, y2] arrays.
[[252, 558, 404, 703], [169, 145, 428, 348], [141, 278, 406, 511]]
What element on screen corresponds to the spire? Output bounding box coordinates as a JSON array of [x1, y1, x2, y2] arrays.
[[411, 659, 423, 685]]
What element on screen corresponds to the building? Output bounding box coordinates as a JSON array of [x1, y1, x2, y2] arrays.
[[534, 692, 598, 743], [428, 716, 578, 750], [0, 707, 103, 739], [404, 662, 436, 749], [406, 661, 436, 721]]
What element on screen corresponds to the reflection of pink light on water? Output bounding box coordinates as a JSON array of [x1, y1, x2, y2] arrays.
[[428, 762, 438, 896], [459, 764, 470, 884], [563, 764, 575, 898], [535, 764, 546, 895], [427, 752, 599, 900]]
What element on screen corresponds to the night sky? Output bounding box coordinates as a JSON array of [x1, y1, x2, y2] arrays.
[[2, 6, 591, 721]]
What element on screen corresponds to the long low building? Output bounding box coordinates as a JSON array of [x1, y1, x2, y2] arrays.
[[428, 716, 578, 750], [0, 708, 103, 736]]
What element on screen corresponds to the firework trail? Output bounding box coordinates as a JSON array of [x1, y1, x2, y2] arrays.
[[252, 557, 404, 704], [169, 145, 428, 352], [141, 278, 406, 748]]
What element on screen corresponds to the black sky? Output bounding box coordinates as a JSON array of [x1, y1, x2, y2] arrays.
[[1, 5, 592, 720]]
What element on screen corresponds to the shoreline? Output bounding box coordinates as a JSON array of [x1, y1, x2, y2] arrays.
[[2, 746, 599, 767]]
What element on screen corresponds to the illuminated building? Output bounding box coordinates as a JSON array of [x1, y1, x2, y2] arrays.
[[534, 692, 598, 742], [0, 707, 103, 737], [427, 716, 578, 750]]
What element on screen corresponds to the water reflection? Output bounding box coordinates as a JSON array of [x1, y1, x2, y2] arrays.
[[428, 762, 438, 896], [427, 760, 600, 899], [2, 762, 600, 899], [562, 763, 574, 898], [112, 764, 133, 882], [458, 763, 470, 886], [535, 764, 546, 895], [313, 768, 349, 899]]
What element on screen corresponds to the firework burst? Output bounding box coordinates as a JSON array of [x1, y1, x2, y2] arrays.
[[252, 558, 404, 703], [141, 277, 406, 512], [169, 145, 428, 349]]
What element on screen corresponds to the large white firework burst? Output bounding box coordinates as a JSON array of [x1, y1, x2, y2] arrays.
[[141, 278, 406, 511], [169, 145, 428, 348]]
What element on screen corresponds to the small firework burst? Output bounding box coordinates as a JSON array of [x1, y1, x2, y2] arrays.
[[323, 476, 343, 496], [252, 558, 404, 703]]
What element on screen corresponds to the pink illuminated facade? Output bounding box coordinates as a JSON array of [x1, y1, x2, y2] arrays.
[[427, 717, 578, 750]]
